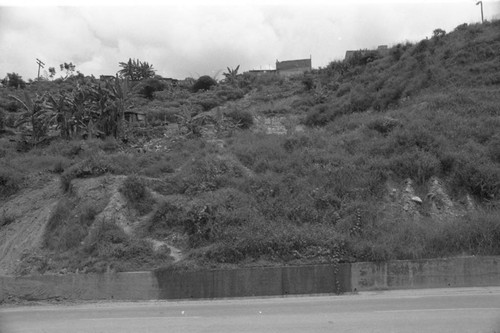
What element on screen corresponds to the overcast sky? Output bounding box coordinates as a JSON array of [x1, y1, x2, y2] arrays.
[[1, 0, 499, 81]]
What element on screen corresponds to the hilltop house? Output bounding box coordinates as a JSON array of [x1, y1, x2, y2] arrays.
[[344, 45, 389, 60], [275, 58, 312, 76]]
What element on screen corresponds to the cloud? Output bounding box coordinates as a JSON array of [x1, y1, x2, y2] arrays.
[[1, 1, 499, 81]]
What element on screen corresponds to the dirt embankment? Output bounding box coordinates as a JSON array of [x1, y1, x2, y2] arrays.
[[0, 174, 185, 276], [0, 176, 62, 275]]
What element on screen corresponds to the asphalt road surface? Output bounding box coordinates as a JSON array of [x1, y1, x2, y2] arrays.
[[1, 287, 500, 333]]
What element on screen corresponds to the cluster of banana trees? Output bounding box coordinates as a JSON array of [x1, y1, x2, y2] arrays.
[[11, 76, 130, 145]]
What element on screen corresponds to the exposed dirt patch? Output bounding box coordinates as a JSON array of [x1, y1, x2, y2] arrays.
[[0, 176, 61, 275]]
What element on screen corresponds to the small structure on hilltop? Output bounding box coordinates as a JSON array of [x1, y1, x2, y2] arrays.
[[100, 75, 116, 82], [345, 45, 389, 61], [124, 110, 146, 125], [245, 57, 312, 77], [276, 57, 312, 76], [158, 77, 179, 86], [247, 69, 277, 76]]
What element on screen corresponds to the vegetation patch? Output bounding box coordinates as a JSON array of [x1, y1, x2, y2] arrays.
[[119, 174, 155, 215]]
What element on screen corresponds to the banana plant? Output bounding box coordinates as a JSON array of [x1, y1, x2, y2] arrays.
[[102, 75, 131, 138], [10, 91, 55, 145], [223, 65, 240, 85], [46, 93, 72, 139]]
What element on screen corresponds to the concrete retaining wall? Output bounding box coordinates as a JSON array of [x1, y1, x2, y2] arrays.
[[2, 256, 500, 301], [0, 271, 159, 301], [0, 263, 350, 302], [351, 256, 500, 291], [154, 263, 350, 299]]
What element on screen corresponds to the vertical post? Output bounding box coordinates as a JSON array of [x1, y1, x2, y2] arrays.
[[476, 1, 484, 23], [36, 58, 45, 80]]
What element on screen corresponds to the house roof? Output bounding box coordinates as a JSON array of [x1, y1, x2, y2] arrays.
[[276, 58, 312, 71]]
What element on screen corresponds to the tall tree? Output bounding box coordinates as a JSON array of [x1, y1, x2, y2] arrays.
[[118, 58, 155, 81], [1, 73, 26, 89], [59, 62, 76, 80]]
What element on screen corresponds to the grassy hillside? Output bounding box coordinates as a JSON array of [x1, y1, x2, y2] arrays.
[[1, 20, 499, 274]]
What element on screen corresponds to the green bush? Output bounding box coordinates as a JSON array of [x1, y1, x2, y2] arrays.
[[205, 221, 348, 263], [216, 86, 245, 101], [43, 198, 87, 251], [119, 174, 154, 215], [83, 220, 129, 256], [366, 117, 401, 135], [179, 155, 244, 194], [191, 93, 222, 111], [136, 78, 164, 99], [428, 211, 500, 256], [0, 109, 5, 131], [192, 76, 217, 92], [349, 84, 374, 112], [304, 104, 340, 127], [451, 158, 500, 200], [147, 201, 186, 237], [60, 155, 112, 192], [226, 109, 254, 129], [0, 166, 23, 198], [388, 149, 441, 185]]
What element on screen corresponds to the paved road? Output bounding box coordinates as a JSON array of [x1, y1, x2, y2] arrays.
[[1, 287, 500, 333]]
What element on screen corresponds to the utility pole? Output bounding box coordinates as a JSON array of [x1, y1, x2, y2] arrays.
[[36, 58, 45, 80], [476, 1, 484, 23]]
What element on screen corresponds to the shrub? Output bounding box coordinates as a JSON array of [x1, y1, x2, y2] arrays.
[[349, 84, 374, 112], [304, 104, 342, 127], [388, 149, 441, 184], [347, 50, 380, 67], [366, 117, 401, 135], [291, 97, 315, 111], [226, 109, 254, 129], [487, 134, 500, 163], [46, 139, 83, 158], [83, 220, 129, 256], [192, 76, 217, 92], [336, 83, 351, 97], [99, 137, 120, 153], [216, 86, 245, 101], [451, 158, 500, 200], [145, 107, 179, 125], [179, 155, 244, 194], [136, 78, 164, 99], [147, 201, 186, 237], [282, 134, 312, 153], [43, 198, 87, 251], [411, 39, 430, 55], [119, 174, 154, 215], [205, 221, 349, 264], [432, 28, 446, 39], [0, 109, 5, 131], [427, 210, 500, 257], [373, 82, 404, 111], [301, 75, 315, 91], [1, 73, 26, 89], [60, 155, 112, 192], [191, 93, 222, 111], [0, 167, 23, 198], [454, 23, 468, 32]]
